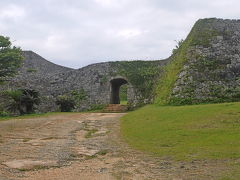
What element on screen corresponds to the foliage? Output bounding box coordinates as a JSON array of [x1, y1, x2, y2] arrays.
[[0, 111, 9, 117], [56, 89, 87, 112], [119, 84, 127, 102], [26, 68, 37, 73], [71, 89, 87, 108], [99, 75, 108, 84], [121, 102, 240, 160], [190, 23, 219, 47], [154, 40, 189, 105], [172, 39, 184, 55], [56, 95, 75, 112], [5, 89, 40, 115], [110, 61, 162, 100], [0, 36, 23, 83]]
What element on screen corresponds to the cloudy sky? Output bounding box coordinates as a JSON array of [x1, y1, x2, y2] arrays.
[[0, 0, 239, 68]]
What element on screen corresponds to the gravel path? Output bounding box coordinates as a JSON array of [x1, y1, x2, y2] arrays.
[[0, 113, 229, 180]]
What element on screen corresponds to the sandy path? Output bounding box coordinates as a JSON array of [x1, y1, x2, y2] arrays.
[[0, 113, 229, 180]]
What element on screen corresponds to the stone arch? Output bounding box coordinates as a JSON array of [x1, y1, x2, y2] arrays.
[[110, 76, 128, 104]]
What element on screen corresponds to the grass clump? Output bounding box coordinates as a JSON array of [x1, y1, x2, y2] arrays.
[[121, 102, 240, 160], [85, 129, 98, 138], [97, 149, 108, 156]]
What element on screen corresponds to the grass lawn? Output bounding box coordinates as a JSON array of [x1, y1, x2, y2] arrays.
[[121, 102, 240, 160]]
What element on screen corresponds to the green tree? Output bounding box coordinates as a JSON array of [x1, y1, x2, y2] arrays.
[[0, 36, 23, 83]]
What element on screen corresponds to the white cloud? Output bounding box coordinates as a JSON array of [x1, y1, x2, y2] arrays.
[[0, 0, 240, 68], [95, 0, 113, 6], [45, 34, 70, 51], [117, 29, 143, 39], [0, 4, 26, 20]]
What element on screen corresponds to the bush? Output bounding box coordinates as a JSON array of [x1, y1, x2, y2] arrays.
[[5, 89, 40, 115], [56, 95, 75, 112], [56, 89, 88, 112], [71, 89, 87, 109], [0, 111, 9, 117]]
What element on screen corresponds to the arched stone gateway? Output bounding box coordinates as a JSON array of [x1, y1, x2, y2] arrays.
[[110, 77, 128, 104]]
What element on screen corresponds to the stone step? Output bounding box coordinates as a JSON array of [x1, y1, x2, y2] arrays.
[[103, 104, 128, 113]]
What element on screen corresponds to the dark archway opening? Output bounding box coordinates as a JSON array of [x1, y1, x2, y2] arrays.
[[110, 78, 128, 104]]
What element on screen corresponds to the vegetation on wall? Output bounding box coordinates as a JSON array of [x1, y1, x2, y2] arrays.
[[26, 68, 37, 73], [154, 18, 220, 105], [56, 89, 87, 112], [110, 61, 163, 101], [154, 39, 189, 105], [71, 89, 87, 109], [56, 95, 75, 112]]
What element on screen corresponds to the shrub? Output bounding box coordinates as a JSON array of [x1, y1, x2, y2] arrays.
[[71, 89, 87, 109], [5, 89, 40, 115], [0, 111, 9, 117], [56, 95, 75, 112]]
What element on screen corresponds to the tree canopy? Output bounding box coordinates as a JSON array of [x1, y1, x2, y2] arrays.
[[0, 36, 23, 83]]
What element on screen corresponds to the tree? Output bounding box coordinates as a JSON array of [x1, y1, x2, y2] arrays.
[[5, 89, 40, 115], [0, 36, 23, 83]]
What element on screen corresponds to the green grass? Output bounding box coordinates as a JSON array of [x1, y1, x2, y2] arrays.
[[121, 102, 240, 160], [85, 129, 98, 138], [120, 100, 128, 105]]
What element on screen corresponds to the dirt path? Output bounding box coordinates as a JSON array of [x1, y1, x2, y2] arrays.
[[0, 113, 229, 180]]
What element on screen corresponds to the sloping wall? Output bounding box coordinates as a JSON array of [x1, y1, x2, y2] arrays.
[[155, 18, 240, 105]]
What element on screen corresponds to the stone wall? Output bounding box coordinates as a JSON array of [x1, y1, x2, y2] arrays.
[[170, 18, 240, 104], [5, 18, 240, 111], [3, 51, 168, 112]]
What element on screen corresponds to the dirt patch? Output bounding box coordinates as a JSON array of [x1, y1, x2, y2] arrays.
[[2, 160, 58, 171], [75, 147, 100, 157], [0, 113, 231, 180]]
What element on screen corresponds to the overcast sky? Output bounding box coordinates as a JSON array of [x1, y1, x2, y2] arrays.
[[0, 0, 239, 68]]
